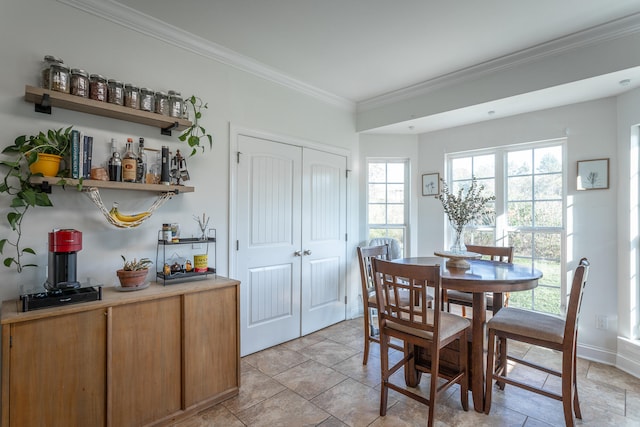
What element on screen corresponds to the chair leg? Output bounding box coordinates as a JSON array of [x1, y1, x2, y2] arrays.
[[379, 330, 389, 416], [461, 305, 467, 317], [363, 306, 371, 365], [561, 350, 575, 427], [428, 347, 440, 427], [496, 337, 507, 390], [573, 347, 582, 419], [459, 333, 469, 411], [484, 329, 496, 415]]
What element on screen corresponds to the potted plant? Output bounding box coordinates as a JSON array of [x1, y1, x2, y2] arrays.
[[0, 126, 73, 273], [117, 255, 153, 288], [8, 126, 73, 176], [178, 95, 213, 156]]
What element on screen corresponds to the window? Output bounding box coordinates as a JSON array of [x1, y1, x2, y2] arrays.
[[367, 159, 408, 255], [446, 140, 565, 314]]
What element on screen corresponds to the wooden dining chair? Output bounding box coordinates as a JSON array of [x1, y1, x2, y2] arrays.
[[372, 258, 470, 427], [485, 258, 590, 427], [443, 244, 514, 317], [357, 245, 402, 364]]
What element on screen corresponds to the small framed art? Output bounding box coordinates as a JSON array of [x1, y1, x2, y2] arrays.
[[577, 158, 609, 190], [422, 173, 440, 196]]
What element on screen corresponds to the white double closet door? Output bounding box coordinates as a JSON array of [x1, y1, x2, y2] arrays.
[[235, 133, 347, 356]]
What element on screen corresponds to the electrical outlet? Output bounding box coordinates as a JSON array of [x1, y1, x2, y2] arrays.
[[595, 315, 608, 330]]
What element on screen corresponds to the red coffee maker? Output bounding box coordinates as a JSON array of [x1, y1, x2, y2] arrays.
[[45, 229, 82, 290]]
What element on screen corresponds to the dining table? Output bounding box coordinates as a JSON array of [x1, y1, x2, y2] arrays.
[[391, 256, 543, 412]]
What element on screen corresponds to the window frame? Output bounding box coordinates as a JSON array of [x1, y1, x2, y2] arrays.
[[366, 158, 410, 256], [444, 139, 568, 313]]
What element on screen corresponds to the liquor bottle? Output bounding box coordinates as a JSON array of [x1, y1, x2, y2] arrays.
[[161, 146, 171, 185], [107, 138, 122, 181], [136, 137, 147, 183], [122, 138, 137, 182]]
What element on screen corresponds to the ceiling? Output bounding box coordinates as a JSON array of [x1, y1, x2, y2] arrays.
[[114, 0, 640, 133]]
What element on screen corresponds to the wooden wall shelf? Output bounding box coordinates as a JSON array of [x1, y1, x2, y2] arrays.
[[29, 176, 195, 194], [24, 85, 192, 136]]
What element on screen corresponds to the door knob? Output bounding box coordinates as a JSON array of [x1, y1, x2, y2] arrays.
[[303, 250, 312, 256], [294, 250, 302, 257]]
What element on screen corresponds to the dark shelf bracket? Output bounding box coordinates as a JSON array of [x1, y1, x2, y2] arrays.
[[161, 121, 179, 136], [35, 93, 52, 114], [37, 180, 52, 194]]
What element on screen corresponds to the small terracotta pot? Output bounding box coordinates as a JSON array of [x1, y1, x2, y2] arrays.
[[116, 269, 149, 288]]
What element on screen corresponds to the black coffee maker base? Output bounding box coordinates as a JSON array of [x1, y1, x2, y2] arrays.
[[21, 286, 102, 312]]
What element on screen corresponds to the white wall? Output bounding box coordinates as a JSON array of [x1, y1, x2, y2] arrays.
[[417, 98, 621, 365], [0, 0, 357, 303]]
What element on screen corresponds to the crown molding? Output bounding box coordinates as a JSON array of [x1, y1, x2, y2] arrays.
[[57, 0, 355, 111], [357, 12, 640, 112]]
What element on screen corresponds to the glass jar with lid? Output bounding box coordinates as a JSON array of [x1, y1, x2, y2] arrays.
[[107, 79, 124, 106], [89, 74, 107, 102], [140, 88, 155, 112], [155, 91, 170, 116], [168, 90, 183, 118], [41, 55, 64, 89], [49, 63, 70, 93], [124, 84, 140, 109], [70, 68, 89, 98]]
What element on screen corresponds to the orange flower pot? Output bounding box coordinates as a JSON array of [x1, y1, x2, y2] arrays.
[[28, 153, 62, 177]]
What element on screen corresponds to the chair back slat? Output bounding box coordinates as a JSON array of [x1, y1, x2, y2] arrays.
[[564, 257, 590, 346], [465, 244, 514, 263], [372, 258, 441, 336], [357, 245, 391, 295]]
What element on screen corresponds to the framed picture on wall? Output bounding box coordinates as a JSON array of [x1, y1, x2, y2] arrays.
[[577, 158, 609, 190], [422, 173, 440, 196]]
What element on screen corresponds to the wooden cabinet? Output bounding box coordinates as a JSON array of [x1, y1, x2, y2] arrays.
[[1, 278, 240, 427], [2, 309, 107, 427]]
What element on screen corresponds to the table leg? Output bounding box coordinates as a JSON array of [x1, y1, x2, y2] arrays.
[[471, 292, 487, 412]]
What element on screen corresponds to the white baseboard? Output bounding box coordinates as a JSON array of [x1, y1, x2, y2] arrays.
[[577, 342, 617, 365], [616, 337, 640, 378]]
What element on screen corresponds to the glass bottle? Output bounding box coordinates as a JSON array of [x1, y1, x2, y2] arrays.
[[107, 138, 122, 182], [168, 90, 183, 118], [124, 84, 140, 109], [49, 63, 70, 93], [155, 91, 170, 116], [107, 79, 124, 105], [41, 55, 63, 89], [70, 68, 89, 98], [122, 138, 137, 182], [140, 87, 154, 112], [136, 137, 147, 183], [89, 74, 107, 102]]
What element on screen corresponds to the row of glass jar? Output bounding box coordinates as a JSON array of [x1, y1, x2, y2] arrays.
[[41, 55, 186, 118]]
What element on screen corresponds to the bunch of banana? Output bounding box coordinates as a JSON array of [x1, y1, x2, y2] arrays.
[[109, 204, 151, 225]]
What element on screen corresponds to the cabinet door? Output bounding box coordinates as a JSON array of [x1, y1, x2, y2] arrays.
[[110, 296, 181, 427], [8, 309, 107, 427], [184, 286, 239, 406]]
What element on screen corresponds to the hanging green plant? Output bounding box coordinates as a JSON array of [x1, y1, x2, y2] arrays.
[[178, 95, 213, 156], [0, 126, 73, 272]]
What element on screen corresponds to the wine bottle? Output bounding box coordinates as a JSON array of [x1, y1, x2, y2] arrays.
[[107, 138, 122, 181], [122, 138, 137, 182], [136, 137, 147, 183]]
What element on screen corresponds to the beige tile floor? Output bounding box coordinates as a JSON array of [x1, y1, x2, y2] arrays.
[[175, 317, 640, 426]]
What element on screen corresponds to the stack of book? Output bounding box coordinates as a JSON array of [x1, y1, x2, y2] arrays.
[[70, 129, 93, 179]]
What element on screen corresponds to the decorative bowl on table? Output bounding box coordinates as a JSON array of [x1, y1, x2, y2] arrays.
[[434, 250, 481, 270]]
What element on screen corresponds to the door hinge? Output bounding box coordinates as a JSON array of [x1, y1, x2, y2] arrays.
[[237, 151, 242, 163], [9, 335, 12, 348], [344, 296, 347, 304], [346, 169, 351, 178], [345, 233, 348, 242], [236, 240, 239, 251]]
